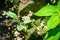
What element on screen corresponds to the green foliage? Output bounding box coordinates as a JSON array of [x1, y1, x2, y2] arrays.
[[47, 14, 60, 31], [33, 0, 60, 40], [34, 0, 60, 31], [5, 0, 60, 40], [6, 11, 18, 19], [57, 0, 60, 12], [34, 5, 57, 16], [17, 24, 24, 31], [27, 29, 31, 33], [23, 18, 31, 24], [34, 19, 40, 26], [44, 26, 60, 40], [13, 0, 19, 5]]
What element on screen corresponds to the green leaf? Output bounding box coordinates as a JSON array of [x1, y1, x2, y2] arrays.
[[13, 0, 19, 5], [34, 5, 57, 16], [27, 29, 31, 33], [57, 0, 60, 12], [44, 26, 60, 40], [6, 11, 18, 19], [17, 25, 24, 31], [34, 19, 40, 26], [23, 18, 31, 24], [47, 14, 60, 31]]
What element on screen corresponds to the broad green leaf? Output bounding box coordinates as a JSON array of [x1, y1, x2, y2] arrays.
[[44, 32, 60, 40], [34, 5, 57, 16], [47, 14, 60, 31], [44, 26, 60, 40], [57, 0, 60, 12], [6, 11, 18, 19], [17, 25, 23, 31]]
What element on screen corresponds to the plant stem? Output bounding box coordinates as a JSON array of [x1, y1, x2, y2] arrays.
[[25, 26, 37, 40]]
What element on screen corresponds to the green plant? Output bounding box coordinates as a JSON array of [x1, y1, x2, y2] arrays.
[[34, 0, 60, 40], [6, 0, 60, 40]]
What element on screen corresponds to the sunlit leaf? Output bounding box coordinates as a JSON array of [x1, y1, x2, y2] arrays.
[[34, 5, 57, 16], [44, 26, 60, 40], [57, 0, 60, 12], [17, 24, 23, 31], [47, 14, 60, 31], [6, 11, 18, 19]]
